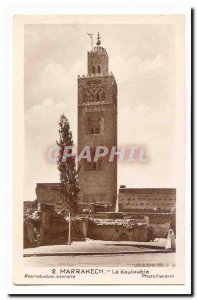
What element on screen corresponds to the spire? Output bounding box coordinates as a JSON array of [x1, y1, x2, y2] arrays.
[[96, 32, 101, 46]]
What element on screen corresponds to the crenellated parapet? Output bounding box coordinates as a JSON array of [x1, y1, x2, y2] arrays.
[[88, 46, 109, 58]]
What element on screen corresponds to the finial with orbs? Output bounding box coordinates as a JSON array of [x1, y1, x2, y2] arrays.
[[96, 32, 101, 46]]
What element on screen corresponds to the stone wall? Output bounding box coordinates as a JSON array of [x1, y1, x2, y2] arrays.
[[87, 222, 149, 242], [148, 213, 171, 224], [24, 220, 36, 248], [24, 201, 174, 247], [79, 212, 124, 219], [23, 202, 85, 247], [36, 183, 68, 210], [149, 223, 171, 239], [119, 188, 176, 212], [38, 204, 85, 245]]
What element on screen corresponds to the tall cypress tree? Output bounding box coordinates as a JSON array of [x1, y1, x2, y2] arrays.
[[56, 114, 79, 244]]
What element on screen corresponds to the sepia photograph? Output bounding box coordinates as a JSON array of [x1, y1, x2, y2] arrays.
[[13, 14, 187, 286]]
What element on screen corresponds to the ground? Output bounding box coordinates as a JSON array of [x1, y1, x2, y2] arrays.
[[24, 240, 168, 256], [24, 253, 175, 267], [24, 240, 175, 267]]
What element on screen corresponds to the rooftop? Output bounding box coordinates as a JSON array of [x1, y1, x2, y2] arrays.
[[119, 188, 176, 194]]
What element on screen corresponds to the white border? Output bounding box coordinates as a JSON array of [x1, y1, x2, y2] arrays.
[[0, 0, 192, 296]]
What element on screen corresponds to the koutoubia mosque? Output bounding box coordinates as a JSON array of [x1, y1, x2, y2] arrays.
[[77, 33, 117, 210]]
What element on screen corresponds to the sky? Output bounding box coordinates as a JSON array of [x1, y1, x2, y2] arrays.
[[24, 22, 177, 201]]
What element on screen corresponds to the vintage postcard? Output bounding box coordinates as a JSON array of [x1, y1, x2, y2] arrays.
[[13, 14, 188, 286]]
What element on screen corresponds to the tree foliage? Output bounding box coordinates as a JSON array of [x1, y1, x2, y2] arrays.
[[56, 114, 79, 212]]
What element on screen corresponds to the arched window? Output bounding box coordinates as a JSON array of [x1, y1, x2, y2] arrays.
[[97, 65, 101, 73], [89, 92, 94, 101], [92, 65, 95, 74], [100, 91, 106, 102], [96, 93, 100, 102], [84, 92, 90, 102]]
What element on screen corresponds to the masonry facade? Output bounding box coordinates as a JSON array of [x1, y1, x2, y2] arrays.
[[118, 187, 176, 212], [36, 183, 65, 210], [78, 34, 117, 209]]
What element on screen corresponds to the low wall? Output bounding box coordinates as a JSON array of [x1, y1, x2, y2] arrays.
[[87, 223, 149, 242], [149, 223, 171, 239], [24, 202, 86, 247], [39, 213, 85, 245], [79, 212, 124, 220], [24, 220, 36, 248], [24, 201, 174, 247]]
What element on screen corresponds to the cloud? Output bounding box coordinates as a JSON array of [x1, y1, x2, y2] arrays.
[[24, 98, 77, 200], [25, 97, 77, 143], [24, 24, 177, 200], [138, 55, 166, 73], [25, 59, 85, 110]]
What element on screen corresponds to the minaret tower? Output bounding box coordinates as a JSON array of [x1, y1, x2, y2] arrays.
[[78, 33, 117, 210]]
